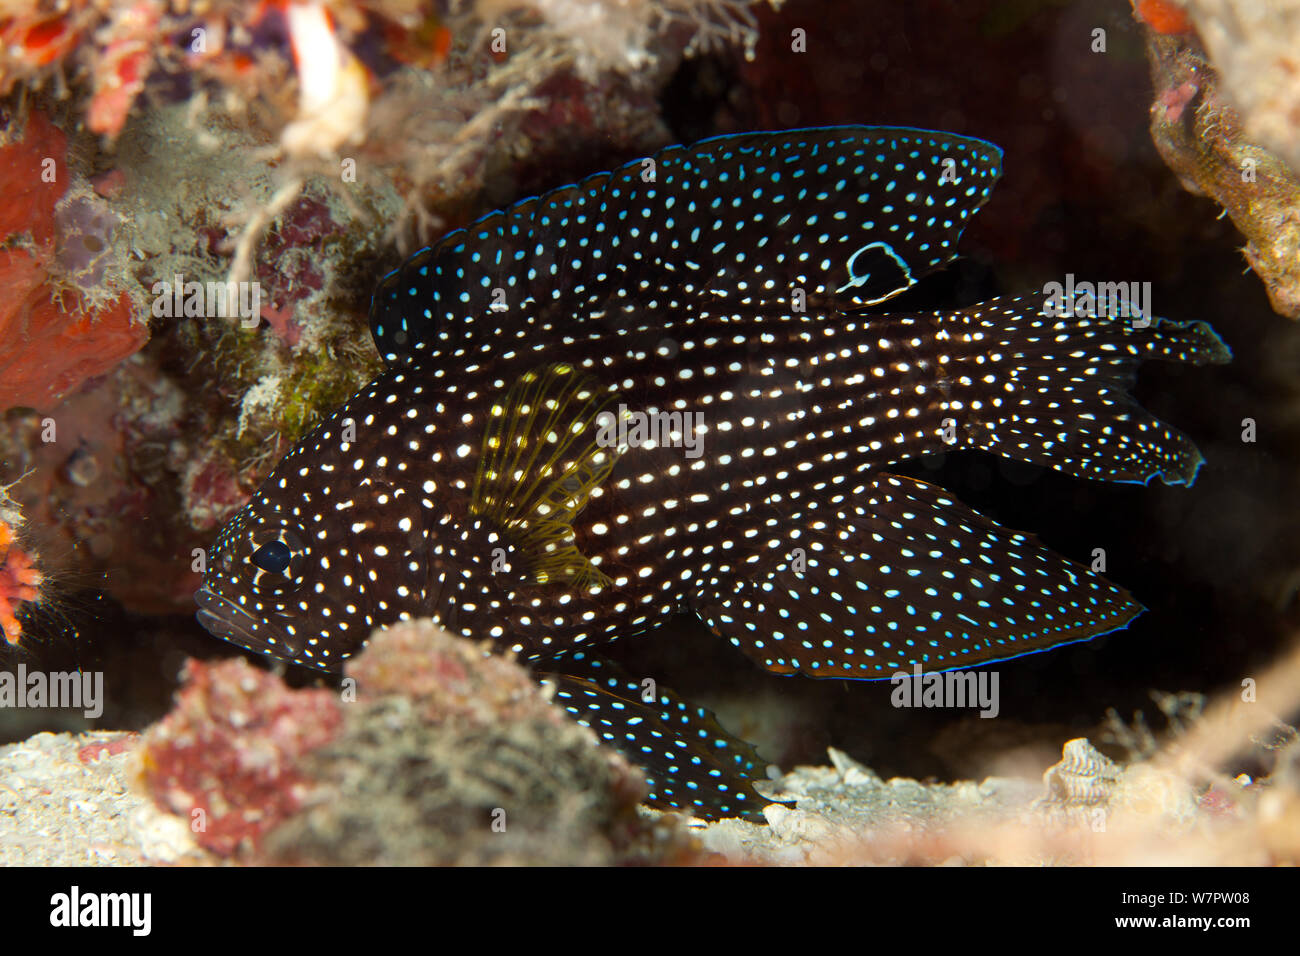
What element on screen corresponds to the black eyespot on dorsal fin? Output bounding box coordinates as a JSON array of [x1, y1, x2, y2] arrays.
[[368, 126, 1003, 366]]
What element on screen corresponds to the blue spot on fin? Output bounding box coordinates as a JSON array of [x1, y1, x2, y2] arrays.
[[369, 126, 1004, 365], [691, 472, 1145, 680], [932, 295, 1231, 487], [540, 651, 774, 822]]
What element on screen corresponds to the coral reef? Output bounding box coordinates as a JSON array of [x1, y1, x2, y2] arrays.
[[1137, 1, 1300, 319], [137, 656, 344, 856], [0, 1, 767, 144], [0, 1, 770, 618], [0, 110, 147, 412], [3, 0, 771, 261], [0, 0, 1294, 872], [139, 620, 692, 863]]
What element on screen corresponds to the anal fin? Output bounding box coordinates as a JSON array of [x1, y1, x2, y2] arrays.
[[692, 473, 1142, 679]]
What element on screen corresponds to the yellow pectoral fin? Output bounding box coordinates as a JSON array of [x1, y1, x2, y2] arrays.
[[470, 362, 629, 589]]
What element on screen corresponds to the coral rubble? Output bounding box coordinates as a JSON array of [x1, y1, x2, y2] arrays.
[[0, 730, 205, 865]]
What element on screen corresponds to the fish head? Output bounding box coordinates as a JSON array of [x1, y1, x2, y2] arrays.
[[194, 488, 365, 672], [194, 393, 433, 672]]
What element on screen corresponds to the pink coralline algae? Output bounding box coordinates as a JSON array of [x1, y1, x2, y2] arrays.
[[138, 657, 343, 857], [252, 194, 343, 344], [261, 620, 683, 865], [181, 451, 251, 534]]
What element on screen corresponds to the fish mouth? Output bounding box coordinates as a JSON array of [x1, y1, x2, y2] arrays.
[[194, 588, 299, 661]]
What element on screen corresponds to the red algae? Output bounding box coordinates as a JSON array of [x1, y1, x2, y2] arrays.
[[0, 281, 147, 412], [0, 110, 147, 411]]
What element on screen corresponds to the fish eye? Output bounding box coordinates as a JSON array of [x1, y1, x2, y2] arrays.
[[252, 539, 292, 574], [246, 526, 308, 594]]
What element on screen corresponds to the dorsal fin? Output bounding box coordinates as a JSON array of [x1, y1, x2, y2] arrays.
[[369, 126, 1003, 365]]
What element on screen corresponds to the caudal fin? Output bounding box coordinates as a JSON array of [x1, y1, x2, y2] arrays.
[[934, 294, 1230, 486]]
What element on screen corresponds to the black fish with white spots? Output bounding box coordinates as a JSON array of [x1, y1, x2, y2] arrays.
[[195, 127, 1229, 821]]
